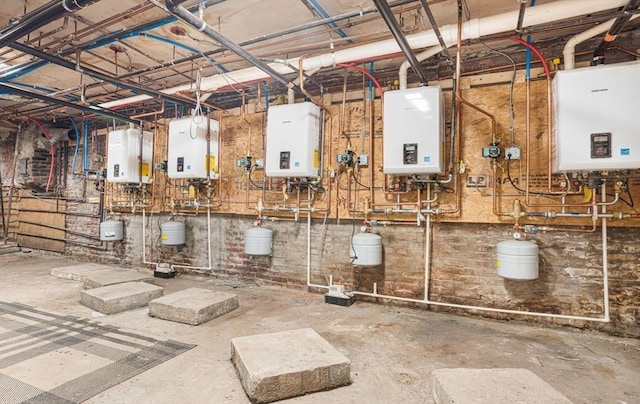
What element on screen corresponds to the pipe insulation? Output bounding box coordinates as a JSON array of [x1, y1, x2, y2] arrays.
[[101, 0, 628, 110]]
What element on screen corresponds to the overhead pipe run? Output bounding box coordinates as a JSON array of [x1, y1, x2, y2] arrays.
[[418, 0, 453, 69], [564, 14, 639, 70], [0, 82, 136, 124], [372, 0, 430, 84], [8, 42, 197, 110], [0, 0, 99, 48], [101, 0, 628, 109], [592, 0, 640, 65], [515, 0, 528, 33], [164, 0, 306, 98]]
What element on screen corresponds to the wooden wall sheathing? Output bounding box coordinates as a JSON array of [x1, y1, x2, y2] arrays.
[[102, 74, 639, 228]]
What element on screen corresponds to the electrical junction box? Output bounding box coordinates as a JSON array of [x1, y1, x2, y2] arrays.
[[168, 116, 219, 179], [265, 102, 321, 177], [552, 61, 640, 172], [383, 86, 445, 175], [106, 127, 153, 183]]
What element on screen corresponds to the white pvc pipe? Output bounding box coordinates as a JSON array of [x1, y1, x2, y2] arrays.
[[563, 14, 639, 70], [100, 0, 627, 110], [142, 208, 158, 266], [171, 207, 213, 272], [601, 182, 610, 322], [399, 46, 443, 90], [564, 19, 616, 70]]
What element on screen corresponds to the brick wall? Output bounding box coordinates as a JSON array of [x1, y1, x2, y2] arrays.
[[60, 213, 639, 337]]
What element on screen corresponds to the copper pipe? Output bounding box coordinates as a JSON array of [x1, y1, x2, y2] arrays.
[[297, 55, 323, 106], [456, 95, 496, 141], [507, 38, 590, 208], [241, 89, 253, 157], [492, 162, 509, 217], [130, 101, 165, 120], [46, 3, 155, 53], [440, 1, 463, 215], [174, 91, 226, 112]]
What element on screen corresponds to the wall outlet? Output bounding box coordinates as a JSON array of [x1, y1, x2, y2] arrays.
[[505, 146, 521, 160]]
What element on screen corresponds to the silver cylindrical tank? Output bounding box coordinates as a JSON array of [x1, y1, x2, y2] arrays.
[[244, 226, 273, 256], [99, 220, 124, 241], [496, 239, 539, 280], [351, 232, 382, 266], [160, 221, 186, 245]]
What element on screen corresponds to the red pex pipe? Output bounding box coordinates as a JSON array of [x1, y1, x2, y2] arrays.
[[510, 37, 551, 79], [337, 63, 384, 98], [27, 116, 55, 192]]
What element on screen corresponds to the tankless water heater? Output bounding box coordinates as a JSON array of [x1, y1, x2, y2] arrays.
[[553, 61, 640, 172], [265, 102, 321, 178], [106, 127, 153, 184], [168, 116, 219, 179], [383, 86, 444, 175]]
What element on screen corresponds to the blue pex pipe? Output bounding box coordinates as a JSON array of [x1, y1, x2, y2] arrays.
[[526, 0, 536, 80], [308, 0, 352, 43]]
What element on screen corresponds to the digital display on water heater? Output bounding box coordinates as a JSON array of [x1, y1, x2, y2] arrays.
[[590, 132, 611, 159]]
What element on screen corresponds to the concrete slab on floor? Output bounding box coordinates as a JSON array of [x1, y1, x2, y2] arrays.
[[80, 281, 164, 314], [50, 263, 118, 281], [0, 242, 20, 255], [149, 287, 239, 325], [83, 269, 154, 289], [430, 368, 573, 404], [231, 328, 351, 403], [2, 254, 639, 404]]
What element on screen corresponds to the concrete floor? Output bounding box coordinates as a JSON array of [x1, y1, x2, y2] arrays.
[[1, 251, 639, 404]]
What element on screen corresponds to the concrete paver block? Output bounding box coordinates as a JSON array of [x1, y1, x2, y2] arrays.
[[231, 328, 350, 403], [80, 282, 164, 314], [430, 368, 573, 404], [83, 269, 154, 289], [149, 287, 239, 325], [50, 264, 116, 281]]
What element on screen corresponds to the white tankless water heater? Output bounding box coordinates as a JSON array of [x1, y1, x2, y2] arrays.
[[265, 102, 321, 177], [383, 86, 444, 175], [107, 126, 153, 183], [168, 116, 219, 179], [553, 61, 640, 172]]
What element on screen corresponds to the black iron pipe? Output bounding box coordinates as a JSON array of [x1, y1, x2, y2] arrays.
[[515, 0, 528, 33], [9, 42, 196, 109], [372, 0, 429, 84], [0, 82, 136, 124], [0, 0, 99, 48], [3, 0, 415, 87], [418, 0, 453, 69], [592, 0, 640, 64], [165, 0, 305, 97], [117, 0, 415, 81]]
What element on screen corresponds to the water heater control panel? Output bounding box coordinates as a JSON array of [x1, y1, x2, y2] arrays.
[[403, 143, 418, 165], [590, 133, 611, 159]]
